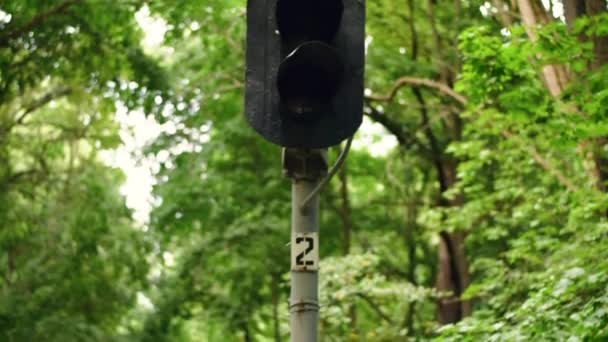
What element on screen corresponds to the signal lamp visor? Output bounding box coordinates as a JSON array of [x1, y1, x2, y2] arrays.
[[276, 0, 344, 43]]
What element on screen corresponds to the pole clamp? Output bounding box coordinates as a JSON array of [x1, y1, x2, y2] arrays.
[[289, 298, 320, 313], [282, 148, 328, 181]]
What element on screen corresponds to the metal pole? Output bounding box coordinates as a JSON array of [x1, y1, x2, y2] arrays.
[[290, 178, 319, 341], [283, 149, 327, 342]]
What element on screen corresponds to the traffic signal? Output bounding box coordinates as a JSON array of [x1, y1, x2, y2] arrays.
[[245, 0, 365, 148]]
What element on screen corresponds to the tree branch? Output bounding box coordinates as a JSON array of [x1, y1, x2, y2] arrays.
[[364, 102, 407, 145], [366, 77, 468, 106], [369, 77, 579, 193], [14, 87, 72, 126], [414, 87, 448, 194], [364, 101, 434, 157], [0, 0, 80, 47], [355, 293, 395, 324], [0, 169, 39, 193], [501, 130, 579, 192]]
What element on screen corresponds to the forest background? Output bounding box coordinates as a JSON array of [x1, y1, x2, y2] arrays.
[[1, 0, 608, 341]]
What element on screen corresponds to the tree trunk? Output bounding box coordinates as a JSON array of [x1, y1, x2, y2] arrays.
[[585, 0, 608, 68], [493, 0, 513, 27], [435, 159, 472, 324], [6, 248, 15, 285], [409, 0, 471, 323], [585, 0, 608, 192], [336, 160, 357, 330], [565, 0, 608, 68], [517, 0, 571, 96], [271, 273, 281, 342], [403, 200, 418, 333], [338, 162, 353, 256], [565, 0, 608, 190], [564, 0, 586, 28], [518, 0, 608, 190], [242, 323, 251, 342]]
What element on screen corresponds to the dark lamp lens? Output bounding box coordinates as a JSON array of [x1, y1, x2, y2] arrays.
[[277, 41, 344, 120]]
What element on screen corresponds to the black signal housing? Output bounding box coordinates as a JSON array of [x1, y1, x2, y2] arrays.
[[245, 0, 365, 148]]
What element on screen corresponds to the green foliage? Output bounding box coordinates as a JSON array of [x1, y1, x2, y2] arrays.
[[320, 253, 436, 340], [435, 16, 608, 341], [0, 165, 150, 341], [0, 1, 166, 340], [3, 1, 608, 341]]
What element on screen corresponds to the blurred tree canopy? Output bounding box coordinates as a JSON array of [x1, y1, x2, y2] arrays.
[[1, 0, 607, 341]]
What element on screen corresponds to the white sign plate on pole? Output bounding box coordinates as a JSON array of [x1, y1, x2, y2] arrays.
[[291, 232, 319, 271]]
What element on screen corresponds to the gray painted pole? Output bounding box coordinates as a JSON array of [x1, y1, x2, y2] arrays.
[[283, 149, 327, 342], [290, 178, 320, 342]]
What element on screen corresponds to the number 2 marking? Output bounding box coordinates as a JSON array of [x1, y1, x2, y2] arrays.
[[292, 233, 318, 271], [295, 237, 314, 266]]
